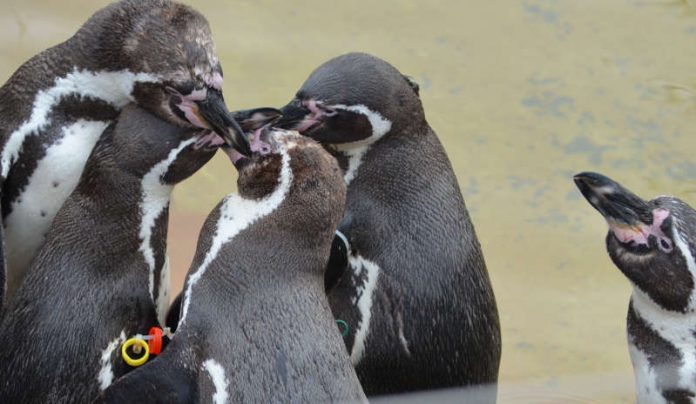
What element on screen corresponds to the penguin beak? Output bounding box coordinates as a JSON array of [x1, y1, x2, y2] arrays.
[[574, 172, 653, 227], [275, 100, 310, 131], [224, 124, 275, 171], [230, 107, 282, 132], [195, 89, 251, 156]]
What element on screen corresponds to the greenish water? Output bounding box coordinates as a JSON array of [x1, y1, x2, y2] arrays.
[[3, 1, 696, 402]]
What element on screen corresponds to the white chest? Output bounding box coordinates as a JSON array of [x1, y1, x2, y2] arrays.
[[630, 290, 696, 403], [1, 68, 159, 296], [3, 120, 108, 294]]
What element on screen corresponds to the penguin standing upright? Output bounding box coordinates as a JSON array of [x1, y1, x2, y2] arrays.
[[0, 0, 249, 307], [575, 172, 696, 403], [275, 52, 501, 398], [0, 104, 235, 403], [99, 128, 366, 404]]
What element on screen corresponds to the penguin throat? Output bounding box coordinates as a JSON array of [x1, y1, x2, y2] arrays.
[[174, 88, 208, 129]]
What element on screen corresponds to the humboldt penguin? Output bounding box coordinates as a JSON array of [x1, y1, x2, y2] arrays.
[[575, 172, 696, 403], [274, 52, 501, 398], [0, 104, 228, 403], [98, 128, 366, 403], [0, 0, 249, 307]]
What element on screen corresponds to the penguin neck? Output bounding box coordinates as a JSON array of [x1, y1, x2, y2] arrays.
[[630, 286, 696, 324], [329, 125, 432, 187]]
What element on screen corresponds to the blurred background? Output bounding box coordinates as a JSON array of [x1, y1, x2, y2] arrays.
[[3, 0, 696, 402]]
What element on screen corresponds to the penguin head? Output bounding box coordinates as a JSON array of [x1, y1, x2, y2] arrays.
[[97, 105, 219, 185], [575, 172, 696, 312], [91, 0, 250, 155], [226, 127, 346, 235], [274, 52, 426, 145]]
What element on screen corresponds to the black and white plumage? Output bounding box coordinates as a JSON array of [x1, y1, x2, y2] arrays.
[[0, 105, 220, 403], [0, 0, 249, 307], [99, 128, 366, 404], [275, 52, 501, 398], [575, 172, 696, 403]]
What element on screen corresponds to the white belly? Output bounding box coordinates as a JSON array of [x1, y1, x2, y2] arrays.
[[4, 120, 108, 297], [628, 341, 667, 404]]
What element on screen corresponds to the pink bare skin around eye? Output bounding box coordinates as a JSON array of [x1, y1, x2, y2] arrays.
[[193, 131, 224, 149], [608, 208, 673, 252], [296, 99, 324, 133], [177, 88, 208, 128]]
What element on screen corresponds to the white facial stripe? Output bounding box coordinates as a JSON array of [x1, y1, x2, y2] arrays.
[[202, 359, 229, 404], [4, 120, 108, 294], [139, 138, 196, 307], [179, 145, 293, 326], [332, 104, 392, 140], [1, 69, 159, 178], [97, 330, 126, 391], [672, 224, 696, 310], [349, 255, 381, 365], [331, 104, 391, 185]]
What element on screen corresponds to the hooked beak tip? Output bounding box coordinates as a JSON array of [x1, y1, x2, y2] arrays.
[[194, 91, 252, 156], [573, 172, 651, 226]]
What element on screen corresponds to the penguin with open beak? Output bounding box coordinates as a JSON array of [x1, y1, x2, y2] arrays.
[[271, 52, 501, 398]]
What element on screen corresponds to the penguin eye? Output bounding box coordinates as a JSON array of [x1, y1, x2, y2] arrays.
[[658, 237, 673, 253], [316, 103, 337, 117]]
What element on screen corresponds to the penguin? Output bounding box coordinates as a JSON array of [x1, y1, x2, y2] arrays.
[[0, 104, 226, 403], [0, 0, 249, 307], [274, 52, 501, 398], [575, 172, 696, 403], [98, 127, 367, 404], [162, 107, 283, 334]]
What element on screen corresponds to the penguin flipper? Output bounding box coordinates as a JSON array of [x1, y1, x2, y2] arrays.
[[325, 230, 350, 292]]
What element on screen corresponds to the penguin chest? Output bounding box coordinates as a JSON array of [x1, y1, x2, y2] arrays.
[[628, 341, 670, 404], [3, 120, 108, 292], [628, 294, 696, 403]]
